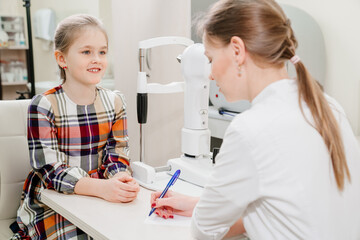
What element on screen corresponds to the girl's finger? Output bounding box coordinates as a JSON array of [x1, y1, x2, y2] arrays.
[[117, 181, 140, 192]]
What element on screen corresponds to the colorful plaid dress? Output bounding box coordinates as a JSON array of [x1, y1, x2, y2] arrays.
[[11, 85, 131, 240]]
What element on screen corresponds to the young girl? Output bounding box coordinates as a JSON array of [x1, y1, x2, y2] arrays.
[[12, 14, 139, 239], [150, 0, 360, 239]]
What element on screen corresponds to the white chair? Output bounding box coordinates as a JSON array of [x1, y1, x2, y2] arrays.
[[0, 99, 31, 239]]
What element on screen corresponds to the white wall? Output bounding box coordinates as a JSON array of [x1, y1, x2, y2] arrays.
[[111, 0, 191, 166], [0, 1, 25, 17], [277, 0, 360, 135]]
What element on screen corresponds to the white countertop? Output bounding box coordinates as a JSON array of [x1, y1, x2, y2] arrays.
[[41, 187, 195, 240]]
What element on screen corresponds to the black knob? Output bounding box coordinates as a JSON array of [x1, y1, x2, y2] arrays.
[[212, 147, 220, 164]]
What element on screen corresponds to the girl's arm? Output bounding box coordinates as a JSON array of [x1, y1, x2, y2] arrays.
[[83, 91, 139, 202], [28, 95, 88, 194], [98, 91, 132, 179], [74, 172, 139, 203]]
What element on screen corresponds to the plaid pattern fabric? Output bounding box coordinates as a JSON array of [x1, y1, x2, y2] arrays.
[[11, 85, 131, 239]]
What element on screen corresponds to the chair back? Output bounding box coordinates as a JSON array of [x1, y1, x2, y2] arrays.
[[0, 99, 31, 220]]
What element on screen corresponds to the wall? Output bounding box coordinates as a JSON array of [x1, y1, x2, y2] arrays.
[[191, 0, 218, 43], [111, 0, 191, 166], [277, 0, 360, 135], [0, 1, 25, 17], [99, 0, 113, 78]]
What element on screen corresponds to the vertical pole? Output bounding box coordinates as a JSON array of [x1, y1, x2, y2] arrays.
[[140, 124, 145, 162], [138, 48, 146, 163], [23, 0, 35, 98], [0, 50, 3, 99]]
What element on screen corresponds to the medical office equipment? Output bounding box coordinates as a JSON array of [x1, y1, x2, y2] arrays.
[[131, 36, 212, 189]]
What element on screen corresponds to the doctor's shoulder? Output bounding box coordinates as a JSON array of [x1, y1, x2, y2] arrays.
[[228, 103, 278, 136]]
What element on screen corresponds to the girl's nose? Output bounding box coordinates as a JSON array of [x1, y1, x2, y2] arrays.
[[92, 53, 101, 63]]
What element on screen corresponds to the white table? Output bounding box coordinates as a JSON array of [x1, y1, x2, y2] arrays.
[[41, 187, 195, 240]]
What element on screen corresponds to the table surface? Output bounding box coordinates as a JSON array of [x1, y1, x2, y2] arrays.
[[41, 185, 196, 240]]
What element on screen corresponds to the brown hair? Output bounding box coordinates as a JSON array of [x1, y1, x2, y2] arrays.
[[54, 14, 108, 82], [199, 0, 350, 190]]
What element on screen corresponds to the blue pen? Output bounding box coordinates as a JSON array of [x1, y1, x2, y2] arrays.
[[149, 169, 181, 217]]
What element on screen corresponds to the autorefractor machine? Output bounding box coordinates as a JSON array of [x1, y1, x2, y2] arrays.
[[130, 36, 213, 191]]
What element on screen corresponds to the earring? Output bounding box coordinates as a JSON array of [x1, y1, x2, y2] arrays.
[[238, 65, 242, 77], [63, 66, 67, 70]]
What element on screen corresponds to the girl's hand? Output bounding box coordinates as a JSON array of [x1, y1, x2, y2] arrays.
[[150, 190, 199, 219], [100, 172, 140, 203]]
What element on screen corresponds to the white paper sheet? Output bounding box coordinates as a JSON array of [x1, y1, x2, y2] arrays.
[[140, 172, 203, 197], [145, 214, 191, 227]]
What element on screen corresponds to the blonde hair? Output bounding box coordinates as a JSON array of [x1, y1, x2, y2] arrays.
[[54, 14, 108, 82], [199, 0, 350, 190]]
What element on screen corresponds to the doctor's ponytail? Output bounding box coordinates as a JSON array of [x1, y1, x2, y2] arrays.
[[198, 0, 351, 190]]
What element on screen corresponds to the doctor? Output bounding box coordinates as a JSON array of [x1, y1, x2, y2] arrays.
[[150, 0, 360, 239]]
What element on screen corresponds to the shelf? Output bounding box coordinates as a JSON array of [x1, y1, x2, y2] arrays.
[[2, 81, 28, 86], [1, 15, 31, 100], [0, 46, 28, 50]]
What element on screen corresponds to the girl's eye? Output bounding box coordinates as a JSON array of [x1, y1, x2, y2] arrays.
[[82, 50, 90, 55], [100, 51, 107, 55]]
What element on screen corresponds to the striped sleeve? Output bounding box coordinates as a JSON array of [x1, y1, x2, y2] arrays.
[[100, 91, 132, 178], [28, 95, 88, 193]]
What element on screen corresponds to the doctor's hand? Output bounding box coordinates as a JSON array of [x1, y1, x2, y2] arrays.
[[101, 172, 140, 203], [150, 190, 199, 218]]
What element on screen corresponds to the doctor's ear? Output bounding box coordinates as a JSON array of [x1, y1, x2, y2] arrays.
[[230, 36, 245, 64], [54, 50, 66, 67]]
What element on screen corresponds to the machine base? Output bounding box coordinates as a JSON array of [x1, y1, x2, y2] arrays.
[[167, 155, 213, 187], [131, 161, 203, 196]]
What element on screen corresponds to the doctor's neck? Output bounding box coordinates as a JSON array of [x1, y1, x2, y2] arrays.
[[246, 60, 289, 102]]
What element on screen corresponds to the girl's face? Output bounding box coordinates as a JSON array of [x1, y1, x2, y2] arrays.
[[62, 27, 108, 86], [203, 36, 249, 102]]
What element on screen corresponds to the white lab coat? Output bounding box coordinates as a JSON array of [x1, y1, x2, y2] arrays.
[[191, 79, 360, 240]]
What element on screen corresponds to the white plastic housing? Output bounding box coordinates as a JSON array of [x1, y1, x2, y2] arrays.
[[137, 72, 147, 93], [130, 161, 156, 184], [181, 43, 210, 130], [147, 82, 184, 94], [139, 36, 194, 49], [181, 127, 210, 157], [167, 156, 213, 187]]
